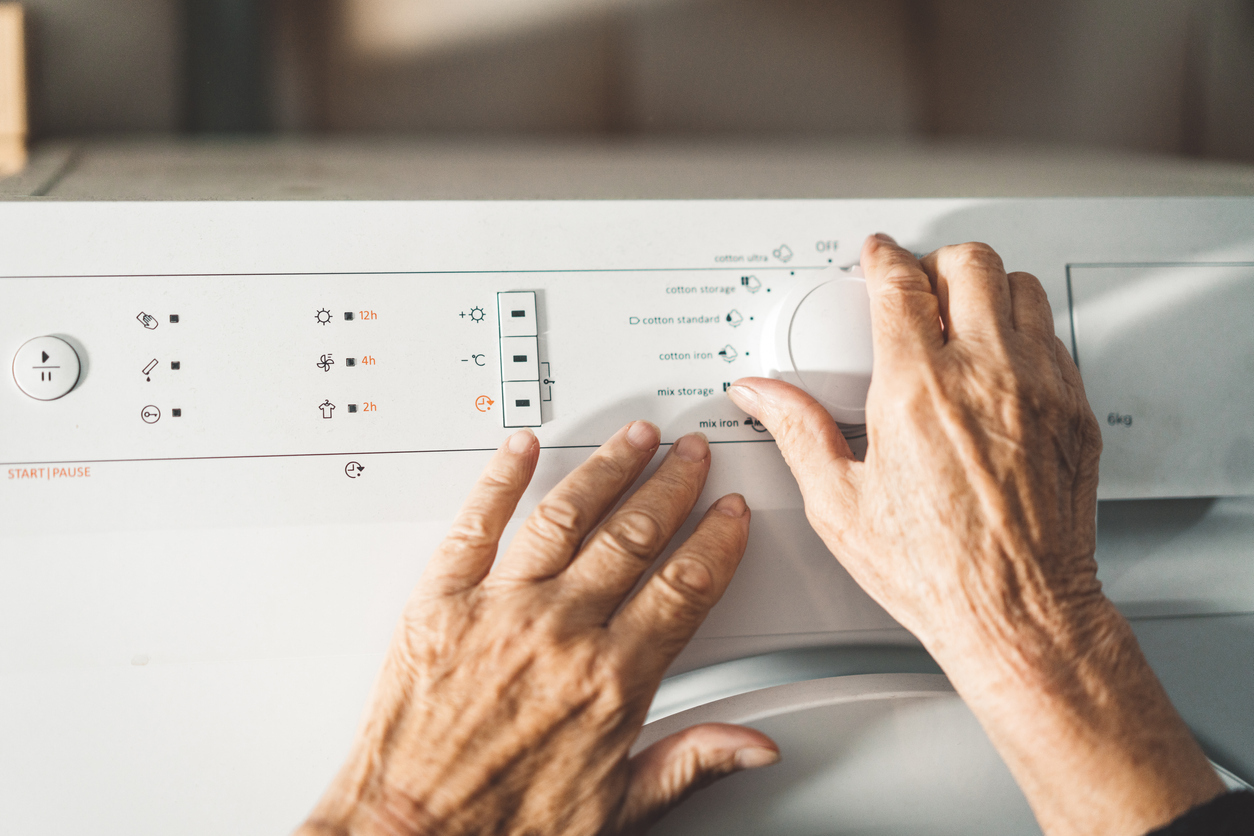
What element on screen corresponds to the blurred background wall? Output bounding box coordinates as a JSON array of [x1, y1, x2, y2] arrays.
[[15, 0, 1254, 161]]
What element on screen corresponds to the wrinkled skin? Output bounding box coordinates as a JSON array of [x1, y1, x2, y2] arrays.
[[728, 235, 1224, 836], [736, 238, 1108, 666], [297, 425, 778, 836], [298, 235, 1225, 836]]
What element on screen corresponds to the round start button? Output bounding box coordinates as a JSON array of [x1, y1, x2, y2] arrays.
[[12, 336, 82, 401]]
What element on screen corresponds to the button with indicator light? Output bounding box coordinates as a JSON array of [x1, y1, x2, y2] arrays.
[[500, 336, 540, 381], [12, 336, 82, 400], [497, 291, 538, 337], [502, 380, 542, 428]]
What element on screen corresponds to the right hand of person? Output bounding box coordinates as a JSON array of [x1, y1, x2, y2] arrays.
[[728, 234, 1224, 836], [735, 234, 1105, 673]]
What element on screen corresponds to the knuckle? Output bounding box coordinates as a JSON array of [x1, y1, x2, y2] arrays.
[[599, 509, 667, 563], [479, 464, 517, 491], [656, 557, 717, 614], [590, 448, 634, 485], [528, 496, 585, 547], [776, 398, 836, 445], [876, 287, 937, 325], [877, 262, 930, 294], [946, 241, 1003, 271], [443, 513, 496, 551], [1007, 270, 1045, 296]]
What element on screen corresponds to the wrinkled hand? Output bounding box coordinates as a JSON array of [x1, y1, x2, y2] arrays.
[[729, 235, 1223, 836], [733, 235, 1104, 664], [297, 422, 778, 836]]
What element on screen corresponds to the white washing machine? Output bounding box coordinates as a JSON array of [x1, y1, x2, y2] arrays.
[[2, 196, 1253, 834]]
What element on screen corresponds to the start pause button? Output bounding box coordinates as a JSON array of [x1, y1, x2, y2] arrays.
[[12, 336, 82, 401]]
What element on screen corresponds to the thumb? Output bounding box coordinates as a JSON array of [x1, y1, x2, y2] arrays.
[[727, 377, 857, 500], [612, 723, 779, 835]]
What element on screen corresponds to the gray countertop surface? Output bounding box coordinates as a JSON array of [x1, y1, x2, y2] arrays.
[[5, 137, 1254, 200]]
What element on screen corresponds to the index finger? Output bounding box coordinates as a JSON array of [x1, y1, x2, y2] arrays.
[[420, 429, 540, 595], [860, 233, 944, 363], [491, 420, 662, 583]]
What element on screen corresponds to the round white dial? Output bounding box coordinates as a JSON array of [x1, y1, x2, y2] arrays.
[[759, 269, 873, 424], [12, 336, 82, 401]]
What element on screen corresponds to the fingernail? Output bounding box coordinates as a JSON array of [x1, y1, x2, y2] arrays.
[[626, 420, 661, 451], [873, 232, 898, 244], [673, 432, 709, 462], [734, 747, 780, 771], [726, 383, 759, 411], [507, 428, 536, 454], [714, 493, 748, 517]]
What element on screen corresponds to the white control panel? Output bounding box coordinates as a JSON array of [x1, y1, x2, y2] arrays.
[[1, 269, 814, 460], [498, 291, 543, 427], [1, 199, 1253, 836]]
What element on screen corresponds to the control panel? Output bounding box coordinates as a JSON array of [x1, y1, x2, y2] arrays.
[[3, 199, 1253, 499], [2, 199, 1254, 836], [2, 268, 839, 463], [498, 291, 542, 427]]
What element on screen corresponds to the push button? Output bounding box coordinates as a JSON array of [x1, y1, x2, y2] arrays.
[[498, 291, 538, 337], [502, 380, 542, 428], [500, 336, 540, 382], [12, 336, 82, 400]]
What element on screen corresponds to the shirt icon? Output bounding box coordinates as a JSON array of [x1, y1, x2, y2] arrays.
[[319, 400, 335, 419]]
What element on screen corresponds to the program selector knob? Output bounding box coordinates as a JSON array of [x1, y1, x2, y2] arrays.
[[759, 268, 873, 424], [12, 335, 82, 401]]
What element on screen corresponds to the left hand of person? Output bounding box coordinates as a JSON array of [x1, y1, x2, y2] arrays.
[[296, 421, 779, 836]]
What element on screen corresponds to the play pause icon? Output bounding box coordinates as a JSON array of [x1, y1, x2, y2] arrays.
[[41, 351, 49, 362]]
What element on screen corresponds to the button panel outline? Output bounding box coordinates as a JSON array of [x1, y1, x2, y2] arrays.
[[497, 291, 542, 427]]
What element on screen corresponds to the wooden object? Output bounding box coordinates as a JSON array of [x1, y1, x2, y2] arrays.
[[0, 3, 26, 178]]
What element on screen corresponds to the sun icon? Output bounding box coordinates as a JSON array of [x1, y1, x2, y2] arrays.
[[315, 308, 332, 325], [469, 306, 486, 322]]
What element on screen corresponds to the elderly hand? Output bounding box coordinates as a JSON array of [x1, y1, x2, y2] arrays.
[[735, 235, 1106, 674], [297, 422, 777, 836], [728, 235, 1223, 836]]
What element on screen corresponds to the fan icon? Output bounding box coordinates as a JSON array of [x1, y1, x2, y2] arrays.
[[469, 306, 486, 322], [315, 308, 333, 325]]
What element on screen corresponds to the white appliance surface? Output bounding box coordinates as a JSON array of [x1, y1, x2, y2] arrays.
[[642, 674, 1043, 836], [2, 198, 1253, 834]]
